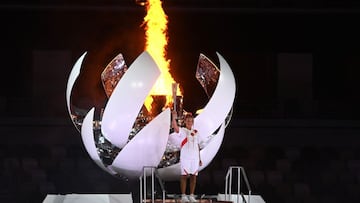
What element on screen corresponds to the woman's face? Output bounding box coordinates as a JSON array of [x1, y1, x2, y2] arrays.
[[185, 117, 194, 129]]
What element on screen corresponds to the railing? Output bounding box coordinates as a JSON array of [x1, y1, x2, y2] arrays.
[[225, 166, 252, 203], [139, 166, 166, 203]]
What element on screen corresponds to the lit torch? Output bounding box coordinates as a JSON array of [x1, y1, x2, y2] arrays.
[[172, 83, 178, 112]]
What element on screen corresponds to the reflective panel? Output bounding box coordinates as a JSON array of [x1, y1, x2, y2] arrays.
[[195, 53, 220, 98], [101, 53, 128, 98]]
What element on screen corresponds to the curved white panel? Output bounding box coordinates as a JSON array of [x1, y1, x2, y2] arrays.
[[159, 53, 235, 180], [66, 52, 87, 129], [199, 122, 225, 170], [81, 108, 115, 175], [101, 51, 160, 148], [110, 108, 171, 177], [157, 162, 181, 181], [194, 53, 236, 142]]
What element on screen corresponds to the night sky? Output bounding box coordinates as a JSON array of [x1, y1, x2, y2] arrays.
[[1, 0, 360, 119]]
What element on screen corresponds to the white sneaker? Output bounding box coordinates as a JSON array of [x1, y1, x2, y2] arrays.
[[188, 194, 197, 203], [181, 194, 189, 203]]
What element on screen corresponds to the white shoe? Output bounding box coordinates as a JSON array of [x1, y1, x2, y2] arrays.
[[181, 194, 189, 203], [188, 194, 197, 203]]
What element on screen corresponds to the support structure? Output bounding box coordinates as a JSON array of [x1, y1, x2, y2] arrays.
[[225, 166, 252, 203], [139, 166, 166, 203]]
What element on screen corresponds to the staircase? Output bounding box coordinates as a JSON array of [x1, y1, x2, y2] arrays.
[[139, 166, 261, 203]]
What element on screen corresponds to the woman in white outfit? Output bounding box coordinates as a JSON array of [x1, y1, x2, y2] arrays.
[[170, 111, 202, 203]]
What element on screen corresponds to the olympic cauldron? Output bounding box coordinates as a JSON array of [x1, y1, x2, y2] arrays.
[[66, 51, 236, 180]]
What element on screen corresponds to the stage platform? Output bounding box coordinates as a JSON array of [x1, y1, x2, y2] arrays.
[[43, 194, 265, 203]]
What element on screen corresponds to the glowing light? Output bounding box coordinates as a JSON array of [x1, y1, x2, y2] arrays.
[[143, 0, 181, 111]]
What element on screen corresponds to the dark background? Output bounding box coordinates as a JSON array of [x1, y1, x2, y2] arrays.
[[1, 0, 360, 202], [1, 0, 360, 119]]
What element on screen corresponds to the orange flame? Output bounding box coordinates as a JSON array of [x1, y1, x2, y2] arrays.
[[143, 0, 181, 112]]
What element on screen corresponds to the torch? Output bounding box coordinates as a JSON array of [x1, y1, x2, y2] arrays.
[[172, 83, 178, 113]]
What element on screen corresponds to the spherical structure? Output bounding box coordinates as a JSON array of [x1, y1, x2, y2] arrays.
[[66, 51, 236, 180]]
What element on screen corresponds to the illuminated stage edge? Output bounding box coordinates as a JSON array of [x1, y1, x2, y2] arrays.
[[42, 194, 266, 203]]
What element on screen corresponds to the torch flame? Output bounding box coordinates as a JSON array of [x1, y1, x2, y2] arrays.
[[143, 0, 181, 112]]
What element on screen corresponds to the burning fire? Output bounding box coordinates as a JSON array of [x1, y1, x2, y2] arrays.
[[142, 0, 181, 112]]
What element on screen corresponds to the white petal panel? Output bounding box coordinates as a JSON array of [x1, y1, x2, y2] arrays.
[[101, 51, 160, 148], [194, 53, 236, 141], [159, 53, 235, 180], [157, 162, 181, 181], [66, 52, 87, 127], [111, 108, 171, 177], [81, 108, 115, 175], [199, 122, 225, 170]]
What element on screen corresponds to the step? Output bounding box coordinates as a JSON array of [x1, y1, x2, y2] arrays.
[[143, 200, 230, 203]]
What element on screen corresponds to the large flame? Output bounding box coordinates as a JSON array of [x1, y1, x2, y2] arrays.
[[143, 0, 181, 112]]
